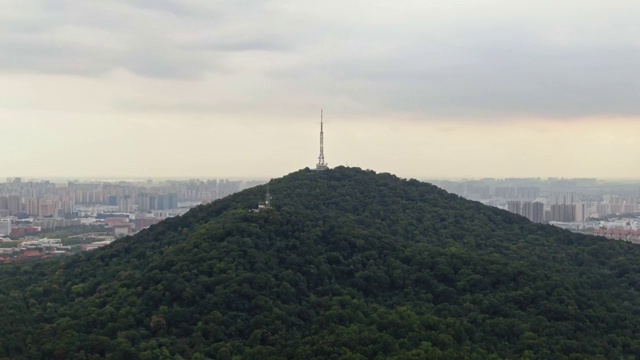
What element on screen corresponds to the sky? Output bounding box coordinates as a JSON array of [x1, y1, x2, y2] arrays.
[[1, 0, 639, 180]]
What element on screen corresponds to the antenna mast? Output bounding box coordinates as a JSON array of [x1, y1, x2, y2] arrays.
[[315, 109, 328, 170]]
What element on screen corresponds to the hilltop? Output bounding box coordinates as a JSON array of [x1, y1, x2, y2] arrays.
[[2, 167, 640, 359]]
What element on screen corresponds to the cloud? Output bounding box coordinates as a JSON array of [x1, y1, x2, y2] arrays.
[[115, 99, 231, 114], [188, 38, 293, 52], [0, 0, 286, 78], [265, 1, 640, 119], [305, 36, 640, 118], [122, 0, 215, 17], [0, 0, 639, 119]]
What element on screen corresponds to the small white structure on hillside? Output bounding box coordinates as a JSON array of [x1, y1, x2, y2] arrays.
[[252, 186, 273, 213]]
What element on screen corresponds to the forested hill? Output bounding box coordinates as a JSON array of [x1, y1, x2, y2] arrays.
[[3, 167, 640, 359]]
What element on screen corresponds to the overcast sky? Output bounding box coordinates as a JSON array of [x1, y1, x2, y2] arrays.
[[1, 0, 639, 179]]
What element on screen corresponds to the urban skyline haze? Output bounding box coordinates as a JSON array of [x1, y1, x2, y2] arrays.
[[2, 1, 639, 179]]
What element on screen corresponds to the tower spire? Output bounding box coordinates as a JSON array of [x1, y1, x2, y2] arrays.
[[316, 109, 328, 170]]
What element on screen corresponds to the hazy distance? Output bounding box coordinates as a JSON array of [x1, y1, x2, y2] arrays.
[[2, 0, 639, 179]]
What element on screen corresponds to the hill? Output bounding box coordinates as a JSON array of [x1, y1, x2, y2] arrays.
[[2, 167, 640, 359]]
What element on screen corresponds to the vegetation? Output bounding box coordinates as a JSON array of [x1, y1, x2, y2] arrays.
[[1, 167, 640, 359]]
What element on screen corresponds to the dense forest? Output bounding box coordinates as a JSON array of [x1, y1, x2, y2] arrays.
[[2, 167, 640, 359]]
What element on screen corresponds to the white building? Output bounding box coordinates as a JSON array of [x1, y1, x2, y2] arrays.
[[575, 202, 588, 222], [0, 219, 11, 236], [20, 238, 64, 249]]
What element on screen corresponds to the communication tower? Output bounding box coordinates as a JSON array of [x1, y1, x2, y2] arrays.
[[315, 110, 329, 170]]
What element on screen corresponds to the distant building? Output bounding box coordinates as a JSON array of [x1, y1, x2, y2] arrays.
[[10, 226, 40, 237], [118, 195, 132, 212], [113, 224, 133, 237], [507, 201, 521, 215], [521, 202, 533, 220], [7, 195, 21, 215], [168, 193, 179, 209], [20, 250, 43, 260], [507, 200, 545, 224], [81, 240, 114, 251], [133, 217, 162, 232], [595, 203, 609, 218], [149, 195, 157, 210], [104, 217, 129, 226], [136, 192, 176, 212], [38, 201, 55, 218], [157, 194, 168, 210], [532, 202, 545, 223], [517, 187, 540, 200], [251, 186, 274, 213], [25, 198, 38, 216], [495, 187, 516, 199], [550, 192, 579, 205], [575, 202, 588, 222], [550, 204, 576, 222], [0, 219, 11, 236], [137, 193, 150, 211]]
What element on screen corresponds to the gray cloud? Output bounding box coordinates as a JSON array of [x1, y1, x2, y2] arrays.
[[270, 16, 640, 118], [318, 40, 640, 118], [0, 0, 282, 78], [1, 0, 639, 118], [115, 99, 234, 114], [122, 0, 214, 17], [190, 38, 293, 52]]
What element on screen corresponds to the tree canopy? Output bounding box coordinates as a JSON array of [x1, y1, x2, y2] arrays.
[[1, 167, 640, 359]]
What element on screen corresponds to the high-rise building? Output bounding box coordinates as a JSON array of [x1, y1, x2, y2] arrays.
[[551, 192, 579, 205], [148, 196, 157, 211], [168, 193, 179, 209], [550, 204, 576, 222], [517, 187, 540, 200], [118, 196, 132, 212], [62, 200, 74, 215], [507, 201, 522, 215], [7, 195, 21, 215], [595, 203, 609, 218], [25, 198, 39, 216], [38, 201, 55, 218], [156, 195, 167, 210], [532, 202, 545, 223], [575, 202, 588, 222], [137, 193, 150, 212], [108, 195, 118, 206], [495, 187, 516, 199], [521, 201, 533, 221], [0, 219, 11, 236]]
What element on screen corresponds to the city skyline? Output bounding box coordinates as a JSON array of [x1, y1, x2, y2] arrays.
[[2, 1, 639, 179]]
